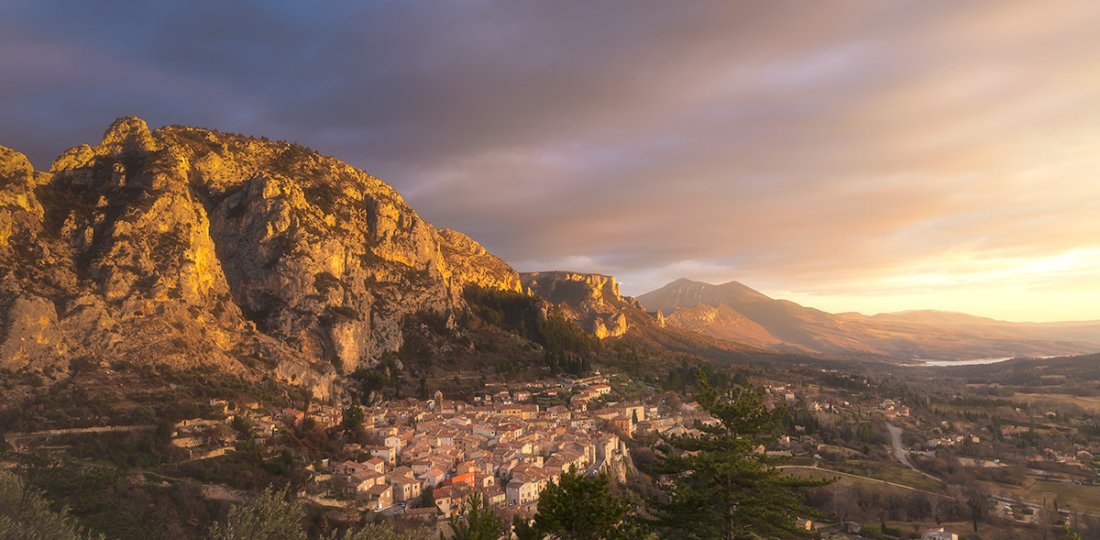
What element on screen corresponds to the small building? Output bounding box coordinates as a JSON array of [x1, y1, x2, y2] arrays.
[[921, 528, 959, 540]]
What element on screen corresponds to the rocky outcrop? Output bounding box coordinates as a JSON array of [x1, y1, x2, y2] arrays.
[[520, 271, 636, 339], [0, 116, 527, 398], [0, 146, 45, 251], [0, 295, 70, 372], [437, 228, 522, 295]]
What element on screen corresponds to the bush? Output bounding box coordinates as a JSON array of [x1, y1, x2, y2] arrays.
[[0, 470, 105, 540]]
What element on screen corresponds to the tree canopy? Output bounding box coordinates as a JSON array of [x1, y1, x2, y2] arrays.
[[526, 469, 628, 540], [0, 470, 105, 540], [447, 491, 502, 540], [649, 377, 826, 539]]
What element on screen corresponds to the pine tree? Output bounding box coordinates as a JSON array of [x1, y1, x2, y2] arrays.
[[650, 376, 826, 539], [447, 492, 501, 540], [530, 469, 628, 540], [342, 401, 365, 433], [422, 484, 435, 508], [0, 470, 105, 540]]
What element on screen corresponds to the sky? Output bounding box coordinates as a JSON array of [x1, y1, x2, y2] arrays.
[[2, 1, 1099, 322]]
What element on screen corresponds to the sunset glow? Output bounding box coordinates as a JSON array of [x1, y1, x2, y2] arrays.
[[3, 1, 1099, 321]]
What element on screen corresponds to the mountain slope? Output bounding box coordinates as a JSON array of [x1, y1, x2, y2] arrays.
[[0, 117, 530, 400], [639, 279, 1100, 360]]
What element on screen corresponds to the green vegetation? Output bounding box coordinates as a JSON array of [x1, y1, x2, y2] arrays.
[[0, 470, 105, 540], [208, 484, 430, 540], [463, 286, 595, 375], [446, 491, 501, 540], [520, 470, 628, 540], [341, 401, 364, 433], [648, 377, 826, 539]]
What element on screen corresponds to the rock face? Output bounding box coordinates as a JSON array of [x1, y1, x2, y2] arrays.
[[437, 228, 522, 295], [520, 271, 635, 339], [0, 117, 526, 396]]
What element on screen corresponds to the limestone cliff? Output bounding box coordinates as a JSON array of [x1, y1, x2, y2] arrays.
[[437, 228, 522, 295], [519, 271, 637, 339], [0, 117, 526, 397]]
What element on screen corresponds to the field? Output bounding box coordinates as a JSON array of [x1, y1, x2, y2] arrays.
[[1014, 393, 1100, 414], [781, 464, 945, 496], [1022, 480, 1100, 514]]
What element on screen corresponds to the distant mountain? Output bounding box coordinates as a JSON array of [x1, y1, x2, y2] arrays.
[[638, 279, 1100, 361]]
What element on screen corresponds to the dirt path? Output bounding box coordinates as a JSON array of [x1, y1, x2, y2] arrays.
[[4, 424, 157, 449], [777, 465, 952, 499]]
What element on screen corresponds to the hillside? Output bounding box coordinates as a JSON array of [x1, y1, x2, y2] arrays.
[[639, 279, 1100, 361], [0, 117, 559, 408]]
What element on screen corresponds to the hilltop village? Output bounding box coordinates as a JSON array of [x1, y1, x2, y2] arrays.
[[156, 373, 705, 530]]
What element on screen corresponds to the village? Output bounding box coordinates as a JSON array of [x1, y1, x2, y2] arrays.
[[159, 372, 716, 532], [6, 363, 1099, 539]]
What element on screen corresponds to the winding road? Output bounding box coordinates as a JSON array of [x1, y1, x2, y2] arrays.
[[885, 422, 914, 468], [885, 421, 942, 484]]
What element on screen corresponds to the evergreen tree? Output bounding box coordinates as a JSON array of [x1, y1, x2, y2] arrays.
[[650, 376, 826, 539], [422, 484, 435, 508], [208, 485, 307, 540], [447, 492, 501, 540], [530, 469, 628, 540], [207, 483, 430, 540], [341, 401, 365, 433], [0, 470, 105, 540]]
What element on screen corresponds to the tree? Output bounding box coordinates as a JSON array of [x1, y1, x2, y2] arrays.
[[328, 523, 431, 540], [208, 485, 307, 540], [1061, 522, 1083, 540], [342, 401, 365, 433], [512, 516, 542, 540], [208, 483, 431, 540], [650, 376, 827, 539], [0, 470, 105, 540], [447, 491, 501, 540], [528, 470, 628, 540], [422, 484, 435, 508], [966, 485, 990, 533]]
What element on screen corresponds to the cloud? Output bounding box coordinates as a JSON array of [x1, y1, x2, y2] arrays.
[[1, 1, 1098, 320]]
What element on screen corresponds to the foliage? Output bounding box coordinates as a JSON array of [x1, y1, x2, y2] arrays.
[[341, 402, 365, 433], [1061, 522, 1083, 540], [446, 491, 501, 540], [527, 470, 628, 540], [327, 523, 431, 540], [208, 484, 431, 540], [649, 375, 827, 539], [207, 485, 307, 540], [421, 484, 434, 507], [463, 286, 594, 365], [0, 470, 105, 540]]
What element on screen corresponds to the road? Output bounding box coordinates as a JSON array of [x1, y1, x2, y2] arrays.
[[885, 422, 943, 484], [885, 422, 914, 468]]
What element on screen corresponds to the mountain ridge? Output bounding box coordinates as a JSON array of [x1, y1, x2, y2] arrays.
[[0, 117, 555, 401], [638, 278, 1100, 360]]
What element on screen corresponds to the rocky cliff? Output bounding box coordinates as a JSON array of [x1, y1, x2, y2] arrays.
[[519, 271, 637, 339], [437, 228, 522, 295], [0, 117, 526, 398]]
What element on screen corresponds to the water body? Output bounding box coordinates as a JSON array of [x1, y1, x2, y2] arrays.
[[914, 356, 1015, 367]]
